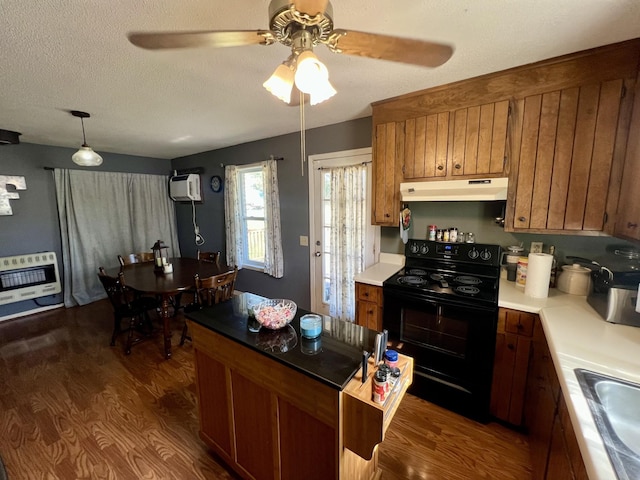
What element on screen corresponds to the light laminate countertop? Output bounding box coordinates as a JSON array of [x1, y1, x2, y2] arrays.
[[499, 279, 640, 480]]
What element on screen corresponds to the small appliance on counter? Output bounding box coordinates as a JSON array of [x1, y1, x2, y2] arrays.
[[572, 246, 640, 327]]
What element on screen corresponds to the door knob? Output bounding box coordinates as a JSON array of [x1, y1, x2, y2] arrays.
[[314, 252, 322, 257]]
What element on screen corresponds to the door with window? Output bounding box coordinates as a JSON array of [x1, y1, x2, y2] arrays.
[[308, 148, 379, 317]]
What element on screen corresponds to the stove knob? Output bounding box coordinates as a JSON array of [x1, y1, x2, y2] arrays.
[[420, 244, 429, 254], [480, 249, 492, 261], [410, 243, 419, 254], [468, 248, 479, 259]]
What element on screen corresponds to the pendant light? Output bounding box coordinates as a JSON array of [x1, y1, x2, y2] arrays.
[[70, 110, 103, 166]]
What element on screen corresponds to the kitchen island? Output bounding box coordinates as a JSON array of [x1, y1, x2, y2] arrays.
[[186, 293, 413, 480]]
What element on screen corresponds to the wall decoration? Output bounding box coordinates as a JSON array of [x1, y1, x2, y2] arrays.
[[0, 175, 27, 215]]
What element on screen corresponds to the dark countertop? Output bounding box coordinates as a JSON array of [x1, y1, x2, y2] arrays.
[[186, 292, 379, 390]]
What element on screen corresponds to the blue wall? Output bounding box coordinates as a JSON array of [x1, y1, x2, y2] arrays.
[[171, 117, 372, 310], [0, 143, 170, 318]]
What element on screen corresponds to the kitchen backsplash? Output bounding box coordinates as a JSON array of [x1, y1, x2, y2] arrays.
[[380, 201, 637, 265]]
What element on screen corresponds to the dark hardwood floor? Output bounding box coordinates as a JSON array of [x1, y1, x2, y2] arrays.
[[0, 301, 532, 479]]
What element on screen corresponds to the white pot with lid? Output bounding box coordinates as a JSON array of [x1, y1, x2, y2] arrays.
[[557, 264, 592, 296]]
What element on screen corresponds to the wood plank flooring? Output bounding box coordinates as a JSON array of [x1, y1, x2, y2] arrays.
[[0, 301, 532, 479]]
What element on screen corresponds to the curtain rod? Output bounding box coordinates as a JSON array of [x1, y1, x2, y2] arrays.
[[220, 155, 283, 168], [317, 161, 372, 170]]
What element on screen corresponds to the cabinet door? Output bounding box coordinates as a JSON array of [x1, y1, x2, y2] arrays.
[[404, 113, 449, 178], [356, 300, 381, 331], [403, 100, 509, 180], [373, 121, 404, 226], [450, 100, 509, 177], [511, 79, 626, 232], [490, 308, 533, 426], [615, 74, 640, 241], [525, 319, 558, 480], [231, 371, 277, 479], [546, 411, 574, 480], [194, 350, 233, 459]]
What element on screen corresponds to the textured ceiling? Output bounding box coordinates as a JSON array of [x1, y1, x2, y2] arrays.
[[1, 0, 640, 160]]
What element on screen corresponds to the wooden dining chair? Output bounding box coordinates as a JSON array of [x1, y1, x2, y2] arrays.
[[118, 252, 155, 266], [197, 250, 221, 264], [98, 267, 159, 355], [180, 266, 238, 345]]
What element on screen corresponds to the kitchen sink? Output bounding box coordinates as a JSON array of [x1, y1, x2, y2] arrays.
[[575, 369, 640, 480]]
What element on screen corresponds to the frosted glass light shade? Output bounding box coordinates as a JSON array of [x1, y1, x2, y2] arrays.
[[294, 51, 328, 93], [72, 145, 103, 166], [309, 80, 336, 105], [263, 63, 295, 103]]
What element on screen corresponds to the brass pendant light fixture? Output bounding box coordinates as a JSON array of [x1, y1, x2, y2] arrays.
[[70, 110, 103, 166]]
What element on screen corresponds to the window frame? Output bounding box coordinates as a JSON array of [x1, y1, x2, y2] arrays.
[[237, 164, 266, 270]]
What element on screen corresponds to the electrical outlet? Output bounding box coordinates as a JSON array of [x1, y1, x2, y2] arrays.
[[530, 241, 543, 254], [299, 236, 309, 246]]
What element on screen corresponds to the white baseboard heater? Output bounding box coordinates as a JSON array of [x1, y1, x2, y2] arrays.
[[0, 252, 61, 305]]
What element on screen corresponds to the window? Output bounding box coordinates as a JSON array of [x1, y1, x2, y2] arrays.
[[224, 159, 284, 278], [238, 165, 265, 268]]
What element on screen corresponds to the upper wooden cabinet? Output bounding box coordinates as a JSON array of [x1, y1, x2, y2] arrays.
[[372, 121, 404, 226], [372, 38, 640, 234], [404, 100, 510, 180], [507, 78, 633, 234], [615, 70, 640, 242]]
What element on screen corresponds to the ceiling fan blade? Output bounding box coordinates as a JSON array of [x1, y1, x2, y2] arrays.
[[292, 0, 329, 17], [326, 29, 453, 68], [128, 30, 276, 50]]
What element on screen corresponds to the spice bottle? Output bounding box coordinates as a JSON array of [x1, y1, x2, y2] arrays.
[[449, 227, 458, 243], [372, 370, 387, 404]]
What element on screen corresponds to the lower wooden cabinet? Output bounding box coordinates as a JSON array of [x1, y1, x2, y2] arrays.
[[190, 319, 413, 480], [490, 308, 535, 426], [524, 316, 588, 480], [355, 282, 383, 331]]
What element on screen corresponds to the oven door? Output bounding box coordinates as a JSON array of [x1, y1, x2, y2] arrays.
[[382, 286, 498, 419]]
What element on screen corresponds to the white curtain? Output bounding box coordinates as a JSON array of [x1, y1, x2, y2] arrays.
[[224, 159, 283, 278], [328, 163, 367, 322], [262, 159, 284, 278], [54, 169, 181, 307]]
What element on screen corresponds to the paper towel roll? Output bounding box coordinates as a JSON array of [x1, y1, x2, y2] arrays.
[[524, 253, 553, 298]]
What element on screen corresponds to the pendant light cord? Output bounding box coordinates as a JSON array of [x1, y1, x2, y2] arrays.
[[80, 117, 87, 146], [299, 90, 306, 176]]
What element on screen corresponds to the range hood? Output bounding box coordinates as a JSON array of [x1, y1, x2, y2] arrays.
[[400, 178, 508, 202]]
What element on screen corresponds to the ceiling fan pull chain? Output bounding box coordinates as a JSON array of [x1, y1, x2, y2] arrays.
[[300, 89, 306, 176]]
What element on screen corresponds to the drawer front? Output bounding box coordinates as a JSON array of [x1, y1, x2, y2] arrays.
[[356, 283, 382, 304], [505, 310, 535, 337]]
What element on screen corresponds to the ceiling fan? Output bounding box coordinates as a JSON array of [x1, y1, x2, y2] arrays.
[[128, 0, 454, 105]]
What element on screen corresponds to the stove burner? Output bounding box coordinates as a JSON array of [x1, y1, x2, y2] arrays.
[[398, 275, 426, 286], [456, 286, 480, 295], [407, 268, 428, 276], [454, 276, 482, 285]]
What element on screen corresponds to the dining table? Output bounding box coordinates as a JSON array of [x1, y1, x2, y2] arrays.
[[108, 257, 233, 359]]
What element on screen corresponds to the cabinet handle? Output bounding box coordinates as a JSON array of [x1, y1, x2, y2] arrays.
[[368, 310, 374, 314], [507, 343, 515, 350], [363, 292, 369, 297], [437, 165, 444, 171], [516, 323, 523, 331], [454, 164, 461, 170], [628, 222, 638, 229], [518, 216, 526, 222], [385, 213, 390, 218]]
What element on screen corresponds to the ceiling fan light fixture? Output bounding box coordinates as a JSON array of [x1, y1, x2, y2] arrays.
[[70, 110, 103, 166], [309, 79, 336, 105], [294, 50, 327, 92], [263, 62, 295, 103]]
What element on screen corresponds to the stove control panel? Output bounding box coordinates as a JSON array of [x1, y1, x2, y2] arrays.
[[405, 239, 501, 266]]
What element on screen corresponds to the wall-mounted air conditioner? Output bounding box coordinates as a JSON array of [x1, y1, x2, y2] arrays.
[[169, 174, 201, 201]]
